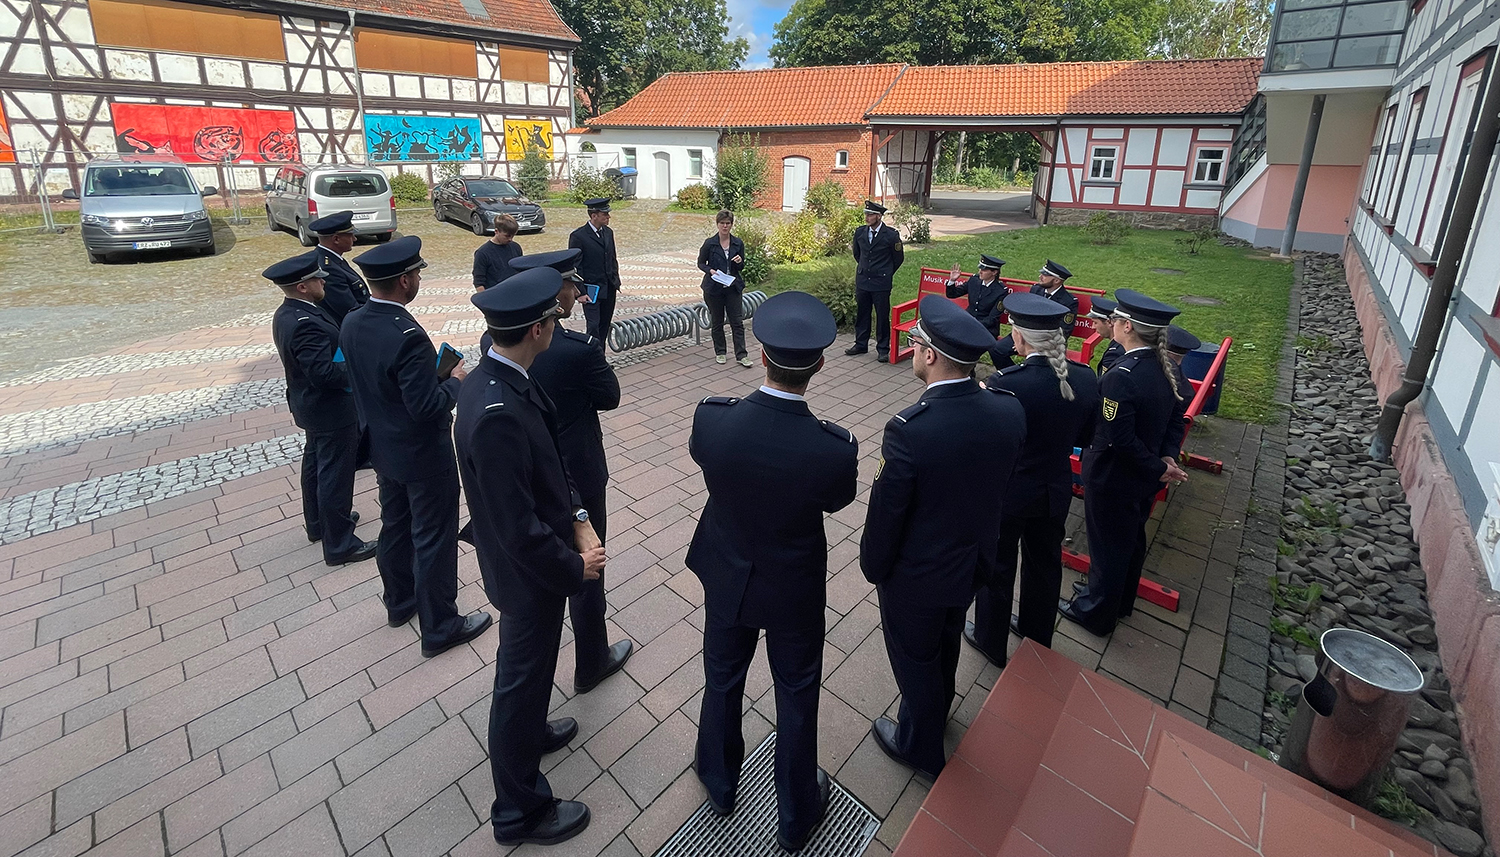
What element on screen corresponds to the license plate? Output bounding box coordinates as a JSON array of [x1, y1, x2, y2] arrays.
[[516, 218, 532, 226], [351, 212, 376, 221], [133, 240, 171, 249]]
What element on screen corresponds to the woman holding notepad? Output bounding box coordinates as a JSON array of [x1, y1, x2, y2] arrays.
[[697, 210, 750, 367]]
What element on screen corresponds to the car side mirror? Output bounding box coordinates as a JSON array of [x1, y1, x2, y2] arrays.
[[262, 183, 273, 192], [201, 186, 218, 196], [62, 188, 78, 200]]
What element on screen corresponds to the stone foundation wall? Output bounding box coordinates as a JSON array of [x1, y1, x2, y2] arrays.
[[1045, 207, 1218, 231], [1342, 240, 1500, 847]]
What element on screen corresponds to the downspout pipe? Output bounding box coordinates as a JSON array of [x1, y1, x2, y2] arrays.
[[1370, 62, 1500, 461], [1280, 93, 1325, 257]]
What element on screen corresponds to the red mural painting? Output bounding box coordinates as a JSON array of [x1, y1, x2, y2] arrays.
[[110, 104, 301, 164], [0, 101, 15, 164]]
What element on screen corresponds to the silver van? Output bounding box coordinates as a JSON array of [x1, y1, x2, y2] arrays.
[[264, 164, 396, 246], [63, 155, 219, 264]]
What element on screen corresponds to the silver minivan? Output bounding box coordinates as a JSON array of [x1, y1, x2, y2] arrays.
[[264, 164, 396, 246], [63, 155, 219, 263]]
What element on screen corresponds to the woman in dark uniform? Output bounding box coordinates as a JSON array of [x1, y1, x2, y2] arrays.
[[697, 210, 749, 367], [943, 254, 1008, 337], [1059, 289, 1190, 637]]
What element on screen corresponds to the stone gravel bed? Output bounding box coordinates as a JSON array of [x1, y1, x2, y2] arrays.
[[1259, 254, 1490, 856]]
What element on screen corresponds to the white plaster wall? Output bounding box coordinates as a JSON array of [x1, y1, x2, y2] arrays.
[[568, 129, 719, 199]]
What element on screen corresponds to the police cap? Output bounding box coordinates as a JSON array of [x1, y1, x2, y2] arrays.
[[472, 267, 562, 331], [584, 197, 611, 213], [262, 251, 327, 287], [978, 254, 1004, 271], [913, 296, 993, 364], [1112, 289, 1180, 328], [755, 291, 836, 371], [352, 235, 427, 281], [308, 210, 354, 235], [1004, 292, 1071, 332], [1040, 259, 1072, 280], [1086, 296, 1118, 321], [1167, 324, 1202, 355], [863, 200, 887, 215], [511, 248, 585, 283]]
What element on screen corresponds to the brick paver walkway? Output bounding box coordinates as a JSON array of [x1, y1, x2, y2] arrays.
[[0, 277, 1260, 857]]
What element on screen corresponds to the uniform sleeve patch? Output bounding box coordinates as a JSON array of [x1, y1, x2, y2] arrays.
[[1063, 311, 1077, 328], [1103, 398, 1119, 421], [874, 457, 885, 481]]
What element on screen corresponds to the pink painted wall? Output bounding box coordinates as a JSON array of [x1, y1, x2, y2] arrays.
[[1240, 164, 1363, 233]]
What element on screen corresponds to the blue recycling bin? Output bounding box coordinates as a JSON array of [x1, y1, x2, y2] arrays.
[[1180, 342, 1224, 415]]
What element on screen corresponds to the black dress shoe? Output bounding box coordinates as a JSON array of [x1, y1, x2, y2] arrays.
[[379, 594, 416, 628], [844, 345, 868, 356], [456, 521, 474, 546], [1058, 598, 1111, 637], [1009, 614, 1023, 637], [1072, 579, 1087, 598], [692, 754, 737, 816], [421, 611, 493, 658], [962, 621, 1004, 668], [574, 639, 633, 693], [494, 799, 590, 846], [309, 511, 360, 542], [543, 717, 578, 754], [326, 539, 378, 566], [776, 768, 832, 852], [876, 352, 889, 363], [871, 717, 939, 783]]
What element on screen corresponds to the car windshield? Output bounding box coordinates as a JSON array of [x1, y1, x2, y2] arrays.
[[84, 166, 195, 197], [314, 173, 388, 197], [465, 180, 520, 198]]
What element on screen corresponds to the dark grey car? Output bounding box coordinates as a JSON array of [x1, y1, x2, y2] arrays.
[[432, 176, 545, 235]]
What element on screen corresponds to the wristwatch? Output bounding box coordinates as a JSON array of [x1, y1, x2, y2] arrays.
[[573, 508, 590, 523]]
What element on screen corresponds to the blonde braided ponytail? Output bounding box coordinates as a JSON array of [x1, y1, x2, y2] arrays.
[[1022, 327, 1075, 402], [1138, 326, 1182, 401]]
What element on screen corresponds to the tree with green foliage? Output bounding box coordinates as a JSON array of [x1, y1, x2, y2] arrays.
[[556, 0, 749, 118], [516, 148, 551, 200], [1155, 0, 1272, 58], [711, 135, 769, 211]]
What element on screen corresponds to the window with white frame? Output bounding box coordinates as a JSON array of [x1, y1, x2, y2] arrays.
[[1420, 57, 1487, 254], [688, 149, 703, 179], [1192, 148, 1226, 183], [835, 150, 849, 169], [623, 148, 637, 169], [1089, 146, 1118, 180]]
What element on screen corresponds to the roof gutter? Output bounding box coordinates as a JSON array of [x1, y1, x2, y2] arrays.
[[1369, 57, 1500, 461]]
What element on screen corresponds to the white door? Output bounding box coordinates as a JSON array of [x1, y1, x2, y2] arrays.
[[782, 157, 810, 211], [653, 152, 670, 199]]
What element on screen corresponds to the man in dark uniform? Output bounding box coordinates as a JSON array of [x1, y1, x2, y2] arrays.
[[510, 249, 633, 693], [847, 200, 904, 362], [990, 259, 1080, 364], [308, 211, 370, 324], [265, 252, 377, 567], [966, 294, 1099, 665], [1090, 296, 1126, 374], [343, 236, 492, 657], [862, 297, 1026, 780], [688, 291, 858, 852], [567, 198, 621, 344], [455, 267, 607, 847], [943, 254, 1009, 337], [1059, 290, 1189, 636]]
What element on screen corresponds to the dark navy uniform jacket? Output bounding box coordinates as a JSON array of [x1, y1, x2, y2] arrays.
[[945, 275, 1009, 337], [272, 298, 356, 433], [568, 224, 621, 291], [1098, 340, 1126, 374], [338, 300, 462, 482], [1030, 284, 1079, 332], [861, 379, 1026, 607], [984, 356, 1100, 517], [1164, 362, 1190, 462], [852, 223, 904, 291], [314, 246, 370, 324], [686, 391, 859, 631], [1081, 349, 1177, 499], [455, 355, 584, 613], [528, 323, 620, 500]]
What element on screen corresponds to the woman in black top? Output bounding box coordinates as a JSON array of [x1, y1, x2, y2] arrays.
[[697, 210, 749, 366], [472, 214, 522, 290]]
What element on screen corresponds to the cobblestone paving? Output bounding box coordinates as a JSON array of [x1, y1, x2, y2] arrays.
[[0, 345, 278, 387], [0, 301, 1261, 857]]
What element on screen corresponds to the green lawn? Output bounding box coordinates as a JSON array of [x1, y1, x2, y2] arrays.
[[765, 225, 1293, 424]]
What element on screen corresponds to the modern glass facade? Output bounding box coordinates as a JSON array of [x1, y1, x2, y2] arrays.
[[1267, 0, 1407, 72]]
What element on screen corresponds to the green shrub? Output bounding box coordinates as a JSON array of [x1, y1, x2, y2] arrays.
[[1083, 212, 1131, 245], [516, 148, 551, 200], [963, 166, 1006, 189], [1013, 169, 1034, 188], [675, 183, 713, 211], [805, 179, 847, 219], [802, 258, 859, 329], [889, 203, 931, 244], [823, 206, 863, 256], [768, 211, 823, 264], [712, 134, 769, 212], [389, 172, 429, 205], [567, 164, 620, 204], [738, 223, 771, 287]]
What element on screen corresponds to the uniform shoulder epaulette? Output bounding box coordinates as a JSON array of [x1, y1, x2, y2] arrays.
[[998, 363, 1027, 375], [1068, 358, 1090, 368], [893, 401, 928, 423], [480, 377, 507, 410], [986, 385, 1017, 396], [700, 395, 738, 406], [559, 327, 594, 346], [820, 420, 855, 443]]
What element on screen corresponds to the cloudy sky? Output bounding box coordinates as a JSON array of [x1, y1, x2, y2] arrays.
[[726, 0, 793, 68]]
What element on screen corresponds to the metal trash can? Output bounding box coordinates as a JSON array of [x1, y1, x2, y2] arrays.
[[1180, 342, 1224, 414], [1280, 628, 1424, 805]]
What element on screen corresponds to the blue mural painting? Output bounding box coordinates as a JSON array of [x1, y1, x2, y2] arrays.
[[364, 114, 483, 162]]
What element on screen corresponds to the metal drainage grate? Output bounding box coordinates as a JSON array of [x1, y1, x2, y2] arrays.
[[654, 733, 882, 857]]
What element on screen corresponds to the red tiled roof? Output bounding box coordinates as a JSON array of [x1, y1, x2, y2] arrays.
[[321, 0, 578, 44], [869, 58, 1262, 118], [587, 64, 906, 129]]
